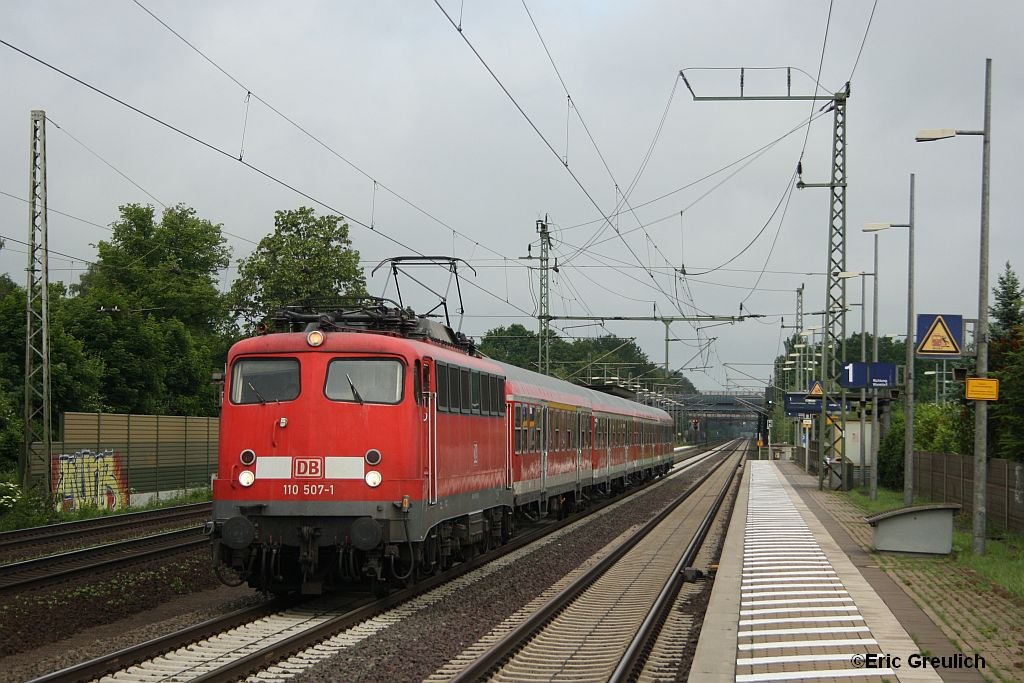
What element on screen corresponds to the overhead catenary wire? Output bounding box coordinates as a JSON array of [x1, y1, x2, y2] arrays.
[[798, 0, 836, 163], [560, 105, 831, 234], [684, 168, 799, 277], [130, 0, 520, 268], [848, 0, 879, 82], [0, 36, 540, 321], [432, 0, 694, 320], [46, 115, 167, 209]]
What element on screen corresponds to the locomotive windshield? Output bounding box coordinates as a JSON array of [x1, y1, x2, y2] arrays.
[[231, 358, 300, 404], [325, 358, 404, 404]]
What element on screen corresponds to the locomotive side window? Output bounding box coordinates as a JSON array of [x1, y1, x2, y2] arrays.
[[481, 375, 491, 414], [325, 359, 404, 404], [460, 368, 471, 414], [495, 378, 506, 416], [448, 365, 461, 410], [414, 360, 422, 405], [471, 372, 482, 414], [231, 358, 300, 404], [437, 362, 449, 411]]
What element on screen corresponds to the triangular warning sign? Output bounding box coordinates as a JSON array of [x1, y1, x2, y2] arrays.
[[807, 381, 824, 398], [916, 315, 962, 355]]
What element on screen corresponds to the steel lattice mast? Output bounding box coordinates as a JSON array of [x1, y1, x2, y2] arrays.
[[23, 110, 52, 494]]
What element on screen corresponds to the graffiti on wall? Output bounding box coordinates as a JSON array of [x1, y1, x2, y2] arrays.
[[52, 449, 129, 511]]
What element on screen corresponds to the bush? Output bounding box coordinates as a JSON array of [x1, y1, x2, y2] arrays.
[[878, 410, 905, 491], [0, 483, 58, 532]]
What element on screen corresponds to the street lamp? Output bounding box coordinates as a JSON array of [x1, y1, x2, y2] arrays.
[[864, 172, 915, 506], [916, 58, 992, 555], [923, 367, 950, 403]]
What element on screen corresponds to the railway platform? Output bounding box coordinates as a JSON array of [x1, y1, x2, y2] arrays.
[[691, 459, 984, 682]]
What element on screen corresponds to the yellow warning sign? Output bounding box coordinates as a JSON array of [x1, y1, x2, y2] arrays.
[[917, 315, 962, 356], [965, 377, 999, 401], [806, 381, 824, 399]]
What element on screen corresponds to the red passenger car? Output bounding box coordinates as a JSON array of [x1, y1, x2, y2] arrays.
[[211, 302, 673, 594]]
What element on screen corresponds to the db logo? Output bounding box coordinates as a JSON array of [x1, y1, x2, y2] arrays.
[[293, 457, 323, 478]]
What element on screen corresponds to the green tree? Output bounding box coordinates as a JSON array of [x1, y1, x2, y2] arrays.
[[229, 207, 367, 328], [991, 339, 1024, 460], [479, 324, 540, 369], [990, 261, 1023, 340], [67, 204, 232, 416], [62, 292, 168, 415], [76, 204, 231, 334], [0, 278, 106, 471]]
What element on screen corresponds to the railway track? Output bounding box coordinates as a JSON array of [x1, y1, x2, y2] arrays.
[[0, 502, 211, 556], [33, 443, 734, 683], [438, 443, 743, 682], [0, 527, 208, 594]]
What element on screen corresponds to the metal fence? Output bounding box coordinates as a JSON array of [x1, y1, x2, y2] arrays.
[[33, 412, 219, 510], [913, 451, 1024, 535]]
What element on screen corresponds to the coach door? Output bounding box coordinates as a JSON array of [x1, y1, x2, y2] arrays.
[[423, 358, 438, 504], [540, 405, 548, 514]]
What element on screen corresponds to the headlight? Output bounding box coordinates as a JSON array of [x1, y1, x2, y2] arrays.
[[238, 470, 256, 487], [306, 330, 325, 347], [364, 470, 382, 488]]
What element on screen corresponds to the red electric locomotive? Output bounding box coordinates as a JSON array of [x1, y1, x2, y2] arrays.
[[210, 301, 674, 594]]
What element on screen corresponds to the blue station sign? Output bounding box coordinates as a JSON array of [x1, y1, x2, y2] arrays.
[[784, 392, 853, 417], [838, 362, 898, 389]]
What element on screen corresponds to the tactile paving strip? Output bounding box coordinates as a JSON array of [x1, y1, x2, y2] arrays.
[[735, 462, 893, 682]]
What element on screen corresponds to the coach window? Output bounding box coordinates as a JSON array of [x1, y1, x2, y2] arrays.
[[231, 358, 300, 404], [496, 378, 506, 415], [552, 411, 558, 451], [325, 359, 403, 404], [514, 405, 523, 453]]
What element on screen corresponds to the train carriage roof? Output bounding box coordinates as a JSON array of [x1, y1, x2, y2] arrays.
[[495, 360, 671, 422]]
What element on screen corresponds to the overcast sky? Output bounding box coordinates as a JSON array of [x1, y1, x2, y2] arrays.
[[2, 1, 1021, 393]]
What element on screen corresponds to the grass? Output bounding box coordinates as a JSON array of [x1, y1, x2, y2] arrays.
[[840, 486, 931, 516], [840, 485, 1024, 602], [0, 484, 212, 532], [951, 524, 1024, 601]]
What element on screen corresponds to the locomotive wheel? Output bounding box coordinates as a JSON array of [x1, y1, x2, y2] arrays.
[[422, 534, 439, 576]]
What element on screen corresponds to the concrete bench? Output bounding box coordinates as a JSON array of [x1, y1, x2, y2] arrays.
[[864, 503, 962, 554]]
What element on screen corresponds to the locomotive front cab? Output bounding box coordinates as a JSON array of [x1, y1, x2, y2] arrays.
[[211, 333, 427, 594]]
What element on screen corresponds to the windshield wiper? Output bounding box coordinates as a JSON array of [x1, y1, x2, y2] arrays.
[[246, 381, 267, 404], [346, 373, 365, 404]]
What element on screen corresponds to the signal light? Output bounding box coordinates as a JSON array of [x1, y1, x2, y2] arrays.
[[306, 330, 325, 347]]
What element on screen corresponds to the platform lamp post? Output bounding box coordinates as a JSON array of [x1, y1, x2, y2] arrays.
[[865, 172, 915, 507], [866, 233, 881, 500], [915, 58, 991, 554], [838, 271, 873, 490]]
